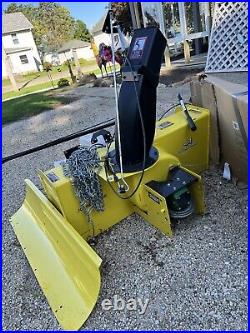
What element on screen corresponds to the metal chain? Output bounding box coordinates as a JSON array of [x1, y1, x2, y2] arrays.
[[62, 147, 104, 228]]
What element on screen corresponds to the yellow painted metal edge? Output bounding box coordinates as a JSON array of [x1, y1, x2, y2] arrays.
[[10, 179, 102, 330]]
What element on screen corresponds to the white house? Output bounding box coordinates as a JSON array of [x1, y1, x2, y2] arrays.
[[91, 15, 130, 51], [91, 15, 113, 49], [44, 40, 94, 65], [2, 12, 42, 78]]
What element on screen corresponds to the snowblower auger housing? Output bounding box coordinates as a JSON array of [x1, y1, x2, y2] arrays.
[[10, 25, 210, 331]]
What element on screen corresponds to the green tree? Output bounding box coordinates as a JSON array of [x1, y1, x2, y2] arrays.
[[4, 2, 90, 54], [73, 19, 91, 42], [35, 2, 74, 51], [4, 2, 22, 13]]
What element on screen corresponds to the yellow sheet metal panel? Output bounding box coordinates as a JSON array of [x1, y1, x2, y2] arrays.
[[155, 106, 210, 174], [11, 180, 102, 331], [135, 183, 173, 238], [37, 104, 209, 241], [39, 168, 134, 239]]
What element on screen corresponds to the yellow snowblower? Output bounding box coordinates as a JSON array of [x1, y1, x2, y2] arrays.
[[9, 12, 209, 331]]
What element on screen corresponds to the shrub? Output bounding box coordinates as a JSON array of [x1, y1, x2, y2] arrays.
[[57, 78, 70, 88]]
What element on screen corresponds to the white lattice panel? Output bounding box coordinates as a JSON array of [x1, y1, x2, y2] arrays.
[[205, 2, 248, 73]]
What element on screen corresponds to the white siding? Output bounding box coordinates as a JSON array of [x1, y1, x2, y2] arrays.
[[43, 52, 60, 66], [93, 32, 131, 51], [2, 46, 7, 77], [8, 49, 40, 74], [44, 47, 94, 66], [57, 46, 95, 65], [58, 51, 71, 64], [93, 32, 112, 49], [76, 46, 94, 60], [2, 29, 42, 77]]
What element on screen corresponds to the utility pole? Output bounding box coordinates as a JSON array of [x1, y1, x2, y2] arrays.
[[3, 48, 18, 92]]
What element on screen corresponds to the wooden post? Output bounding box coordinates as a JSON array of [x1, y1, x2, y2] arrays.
[[171, 3, 178, 53], [192, 2, 202, 55], [157, 2, 171, 69], [72, 49, 82, 78], [178, 2, 191, 64], [64, 52, 76, 83], [3, 48, 18, 92], [204, 2, 211, 38], [164, 46, 171, 69], [183, 41, 191, 63], [129, 2, 137, 30], [133, 2, 141, 28]]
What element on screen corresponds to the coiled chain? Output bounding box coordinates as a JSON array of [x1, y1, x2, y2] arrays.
[[63, 147, 104, 225]]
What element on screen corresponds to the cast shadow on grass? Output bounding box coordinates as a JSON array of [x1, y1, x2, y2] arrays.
[[2, 90, 78, 125]]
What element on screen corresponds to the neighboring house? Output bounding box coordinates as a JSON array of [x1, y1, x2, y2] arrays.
[[44, 40, 94, 65], [91, 15, 114, 49], [91, 15, 130, 51], [2, 12, 42, 78]]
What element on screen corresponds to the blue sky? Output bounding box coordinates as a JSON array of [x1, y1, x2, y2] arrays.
[[2, 2, 109, 29]]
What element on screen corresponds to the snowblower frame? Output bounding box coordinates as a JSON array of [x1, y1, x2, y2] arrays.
[[10, 19, 210, 331], [11, 105, 209, 330]]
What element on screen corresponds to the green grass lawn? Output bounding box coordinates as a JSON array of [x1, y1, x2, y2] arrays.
[[2, 81, 61, 100], [2, 88, 74, 125], [2, 59, 97, 87], [2, 59, 118, 124], [2, 67, 115, 100], [2, 75, 77, 100], [91, 65, 118, 76]]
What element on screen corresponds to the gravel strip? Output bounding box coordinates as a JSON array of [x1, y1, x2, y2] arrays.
[[2, 84, 247, 330]]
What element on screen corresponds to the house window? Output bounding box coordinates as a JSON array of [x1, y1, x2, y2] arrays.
[[20, 55, 29, 64], [11, 33, 19, 45]]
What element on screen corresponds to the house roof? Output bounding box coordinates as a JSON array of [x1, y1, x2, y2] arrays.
[[91, 15, 106, 35], [2, 12, 33, 34], [57, 40, 90, 53]]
